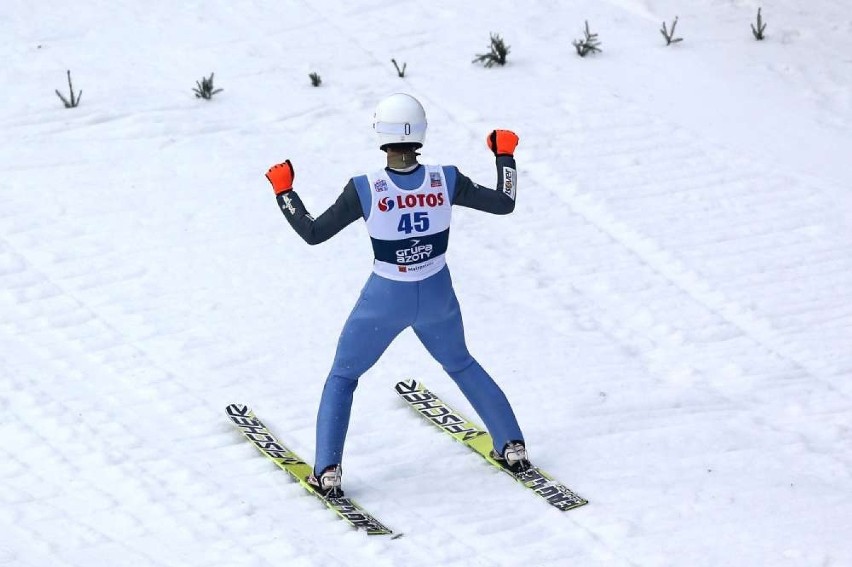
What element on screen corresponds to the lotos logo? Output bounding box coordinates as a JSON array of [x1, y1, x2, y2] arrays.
[[378, 192, 445, 213], [378, 197, 395, 212]]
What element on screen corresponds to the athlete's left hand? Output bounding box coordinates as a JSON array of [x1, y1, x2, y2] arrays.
[[487, 130, 519, 157]]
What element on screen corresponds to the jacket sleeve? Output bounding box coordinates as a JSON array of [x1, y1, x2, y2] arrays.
[[450, 155, 517, 215], [275, 179, 364, 245]]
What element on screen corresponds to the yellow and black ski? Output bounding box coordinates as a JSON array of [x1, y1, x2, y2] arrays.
[[225, 404, 398, 537], [394, 379, 588, 512]]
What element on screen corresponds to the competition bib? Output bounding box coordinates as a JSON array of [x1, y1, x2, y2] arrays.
[[365, 165, 452, 281]]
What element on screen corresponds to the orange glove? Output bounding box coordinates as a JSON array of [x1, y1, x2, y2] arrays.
[[265, 160, 294, 194], [487, 130, 519, 157]]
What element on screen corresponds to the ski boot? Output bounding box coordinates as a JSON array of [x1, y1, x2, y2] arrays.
[[307, 464, 344, 498], [490, 440, 531, 473]]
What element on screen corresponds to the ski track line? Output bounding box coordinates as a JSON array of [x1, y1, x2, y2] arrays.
[[537, 93, 849, 394], [561, 188, 844, 387], [534, 104, 852, 468], [0, 234, 359, 566], [528, 119, 850, 447]]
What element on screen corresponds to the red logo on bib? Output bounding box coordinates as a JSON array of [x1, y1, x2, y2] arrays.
[[378, 192, 445, 212]]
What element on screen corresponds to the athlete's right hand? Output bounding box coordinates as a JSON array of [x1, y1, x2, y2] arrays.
[[487, 130, 519, 157], [266, 160, 294, 195]]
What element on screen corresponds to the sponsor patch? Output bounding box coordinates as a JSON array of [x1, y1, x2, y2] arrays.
[[374, 179, 388, 192], [502, 166, 516, 200], [396, 239, 433, 264], [378, 192, 445, 212], [280, 193, 297, 215], [430, 172, 442, 187], [378, 196, 395, 212]]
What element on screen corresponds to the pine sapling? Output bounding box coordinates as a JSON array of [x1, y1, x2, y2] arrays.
[[751, 7, 767, 40], [661, 17, 683, 45], [573, 21, 602, 57], [391, 58, 407, 78], [309, 72, 322, 87], [193, 73, 223, 100], [55, 70, 82, 108], [472, 33, 510, 67]]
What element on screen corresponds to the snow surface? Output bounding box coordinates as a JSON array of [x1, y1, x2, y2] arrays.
[[2, 1, 851, 565]]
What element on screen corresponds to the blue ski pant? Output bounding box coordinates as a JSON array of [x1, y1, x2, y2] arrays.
[[314, 266, 523, 473]]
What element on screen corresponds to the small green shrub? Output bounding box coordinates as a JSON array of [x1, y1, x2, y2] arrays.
[[473, 33, 510, 67], [573, 21, 602, 57], [193, 73, 223, 100]]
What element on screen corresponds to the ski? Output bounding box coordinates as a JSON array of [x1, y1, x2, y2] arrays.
[[394, 379, 588, 511], [225, 404, 398, 537]]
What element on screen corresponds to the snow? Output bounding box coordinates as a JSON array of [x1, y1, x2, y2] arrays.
[[2, 0, 851, 565]]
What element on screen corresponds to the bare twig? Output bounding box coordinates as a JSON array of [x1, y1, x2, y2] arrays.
[[391, 59, 407, 78], [661, 17, 684, 45], [751, 7, 767, 40], [55, 70, 82, 108]]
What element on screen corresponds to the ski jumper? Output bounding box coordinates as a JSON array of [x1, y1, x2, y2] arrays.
[[277, 156, 523, 474]]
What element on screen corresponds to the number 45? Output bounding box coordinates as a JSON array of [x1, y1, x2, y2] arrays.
[[397, 212, 430, 234]]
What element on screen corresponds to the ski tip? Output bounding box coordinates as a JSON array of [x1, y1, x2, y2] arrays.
[[394, 379, 422, 394], [225, 403, 251, 417]]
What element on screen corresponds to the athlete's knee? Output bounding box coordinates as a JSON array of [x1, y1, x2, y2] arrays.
[[444, 356, 477, 377], [415, 328, 472, 370], [323, 373, 359, 393], [329, 347, 376, 381]]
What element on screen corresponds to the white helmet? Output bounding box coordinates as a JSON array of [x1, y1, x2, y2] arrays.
[[373, 93, 427, 150]]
